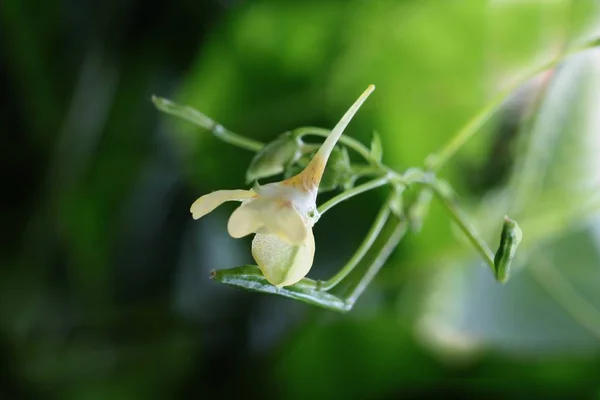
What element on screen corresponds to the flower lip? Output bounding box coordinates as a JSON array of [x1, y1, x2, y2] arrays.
[[227, 193, 308, 245], [252, 229, 315, 287], [190, 189, 255, 220]]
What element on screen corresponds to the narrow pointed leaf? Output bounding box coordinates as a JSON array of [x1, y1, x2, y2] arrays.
[[152, 95, 215, 130], [211, 265, 349, 312], [152, 95, 263, 151]]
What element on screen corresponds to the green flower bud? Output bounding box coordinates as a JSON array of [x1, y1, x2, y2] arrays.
[[493, 216, 523, 283], [246, 131, 302, 183]]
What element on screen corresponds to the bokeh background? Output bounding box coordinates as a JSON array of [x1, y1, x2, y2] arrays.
[[3, 0, 600, 398]]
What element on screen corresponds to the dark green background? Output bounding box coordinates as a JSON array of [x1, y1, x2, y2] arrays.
[[2, 0, 600, 399]]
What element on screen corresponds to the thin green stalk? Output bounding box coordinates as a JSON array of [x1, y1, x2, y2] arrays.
[[407, 188, 433, 231], [343, 217, 409, 310], [152, 95, 264, 152], [317, 203, 392, 291], [425, 86, 512, 171], [505, 9, 573, 216], [299, 143, 321, 154], [427, 179, 495, 273], [505, 70, 556, 216], [293, 127, 375, 164], [426, 36, 600, 172], [351, 165, 383, 177], [212, 124, 264, 152], [317, 176, 389, 215]]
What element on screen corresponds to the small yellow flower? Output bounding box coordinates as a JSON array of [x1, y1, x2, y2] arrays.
[[190, 85, 375, 287]]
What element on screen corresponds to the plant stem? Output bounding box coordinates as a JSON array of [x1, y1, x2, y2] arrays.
[[317, 176, 389, 215], [426, 179, 495, 273], [343, 217, 409, 310], [317, 203, 392, 291], [212, 125, 264, 152], [351, 165, 383, 177], [426, 36, 600, 172], [152, 95, 264, 152], [293, 127, 375, 164], [407, 188, 434, 231]]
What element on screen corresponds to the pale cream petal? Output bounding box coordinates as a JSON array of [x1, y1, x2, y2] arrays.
[[246, 197, 308, 244], [251, 229, 315, 288], [227, 197, 308, 244], [190, 189, 254, 220], [255, 181, 317, 217], [260, 204, 307, 244], [227, 203, 263, 238]]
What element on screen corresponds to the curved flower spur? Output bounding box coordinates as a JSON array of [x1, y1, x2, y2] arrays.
[[190, 85, 376, 287]]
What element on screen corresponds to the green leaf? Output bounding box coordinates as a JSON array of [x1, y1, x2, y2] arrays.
[[211, 265, 348, 312], [370, 131, 383, 162]]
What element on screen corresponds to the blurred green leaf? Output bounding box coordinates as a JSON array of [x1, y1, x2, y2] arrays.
[[417, 225, 600, 356], [415, 48, 600, 357]]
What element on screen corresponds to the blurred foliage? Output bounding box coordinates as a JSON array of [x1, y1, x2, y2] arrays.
[[2, 0, 600, 399]]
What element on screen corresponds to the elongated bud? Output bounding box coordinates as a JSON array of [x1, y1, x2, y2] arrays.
[[246, 131, 302, 183], [493, 216, 523, 283]]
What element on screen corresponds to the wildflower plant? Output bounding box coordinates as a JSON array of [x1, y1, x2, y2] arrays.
[[153, 37, 598, 313]]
